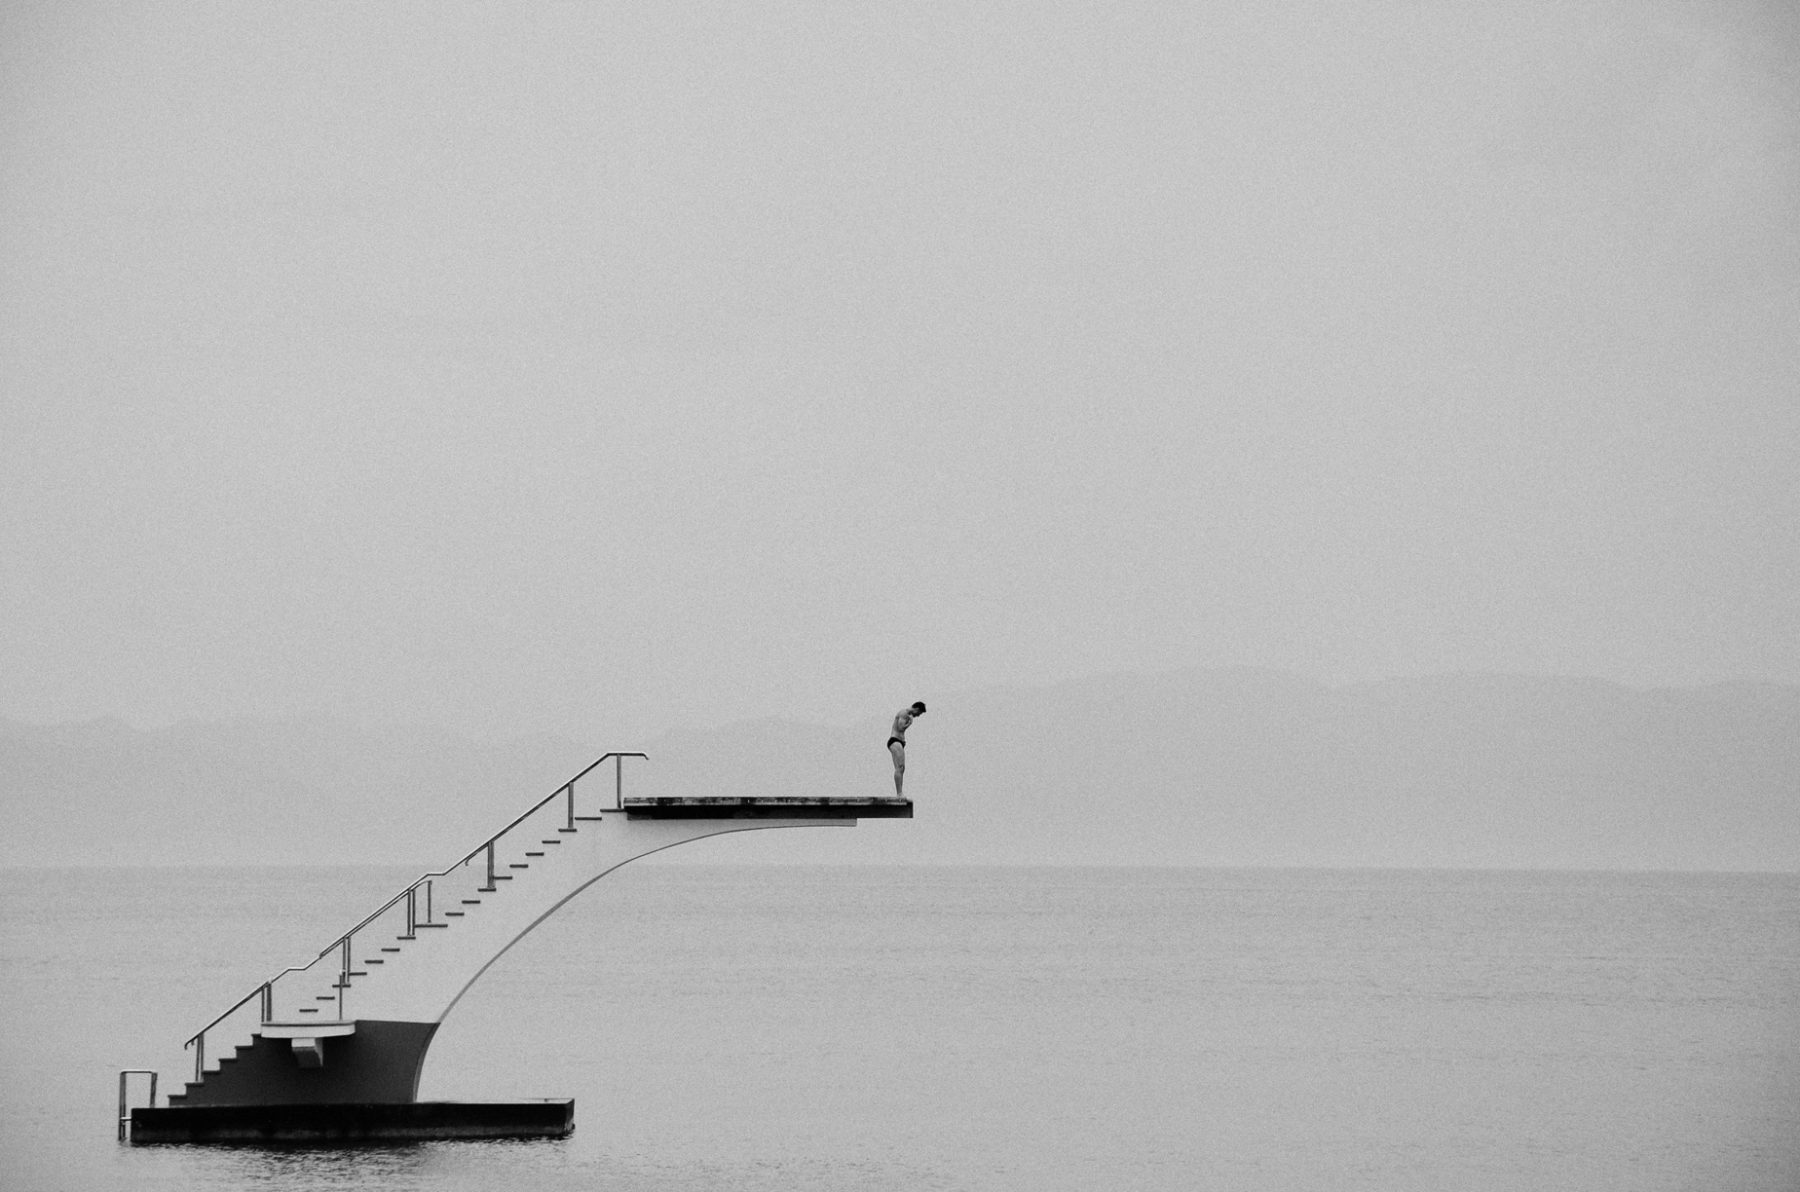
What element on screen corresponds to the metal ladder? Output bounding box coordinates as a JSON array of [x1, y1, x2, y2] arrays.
[[117, 1070, 157, 1141]]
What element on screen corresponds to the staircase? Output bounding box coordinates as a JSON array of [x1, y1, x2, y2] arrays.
[[156, 751, 910, 1109]]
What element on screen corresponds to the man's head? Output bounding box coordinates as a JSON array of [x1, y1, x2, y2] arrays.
[[910, 701, 927, 715]]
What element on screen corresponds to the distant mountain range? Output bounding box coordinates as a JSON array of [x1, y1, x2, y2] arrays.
[[3, 669, 1795, 870]]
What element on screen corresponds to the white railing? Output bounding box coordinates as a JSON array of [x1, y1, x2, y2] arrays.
[[181, 752, 645, 1083]]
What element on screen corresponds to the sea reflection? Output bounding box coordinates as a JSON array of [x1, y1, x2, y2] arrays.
[[185, 1137, 571, 1190]]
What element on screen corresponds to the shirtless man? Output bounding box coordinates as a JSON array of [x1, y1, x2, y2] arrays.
[[887, 701, 926, 797]]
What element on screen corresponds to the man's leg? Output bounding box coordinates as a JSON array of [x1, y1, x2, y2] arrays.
[[890, 742, 905, 796]]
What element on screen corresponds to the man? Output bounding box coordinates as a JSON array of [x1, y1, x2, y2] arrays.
[[887, 701, 926, 797]]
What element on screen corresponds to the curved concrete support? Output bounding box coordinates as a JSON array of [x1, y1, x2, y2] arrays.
[[344, 816, 843, 1026]]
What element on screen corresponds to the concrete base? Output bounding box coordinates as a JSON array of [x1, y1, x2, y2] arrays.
[[129, 1099, 574, 1144], [171, 1020, 439, 1106]]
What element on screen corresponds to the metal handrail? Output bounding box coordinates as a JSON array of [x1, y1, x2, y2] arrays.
[[117, 1069, 158, 1140], [181, 751, 646, 1079]]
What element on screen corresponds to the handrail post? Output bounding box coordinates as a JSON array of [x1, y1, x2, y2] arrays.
[[406, 886, 416, 936], [338, 937, 350, 1018], [194, 1034, 204, 1084], [485, 843, 496, 891], [260, 982, 271, 1024], [615, 753, 624, 811], [566, 783, 575, 830]]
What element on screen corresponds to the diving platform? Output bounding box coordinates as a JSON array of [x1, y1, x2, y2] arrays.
[[120, 751, 910, 1144], [624, 796, 914, 819]]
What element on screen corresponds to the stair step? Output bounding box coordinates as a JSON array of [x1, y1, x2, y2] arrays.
[[381, 947, 401, 953], [443, 911, 465, 917], [347, 971, 368, 977], [461, 899, 482, 905], [525, 851, 545, 857], [508, 863, 529, 869], [416, 923, 449, 929], [316, 996, 336, 1001], [363, 959, 385, 965], [557, 828, 577, 834], [540, 839, 563, 845], [574, 816, 605, 822], [298, 1008, 320, 1014]]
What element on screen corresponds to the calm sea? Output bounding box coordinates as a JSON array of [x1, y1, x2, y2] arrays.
[[1, 864, 1796, 1191]]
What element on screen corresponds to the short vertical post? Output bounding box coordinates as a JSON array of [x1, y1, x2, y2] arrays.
[[260, 983, 271, 1024], [615, 753, 624, 811], [194, 1035, 204, 1084], [426, 879, 433, 923], [485, 842, 496, 891], [566, 783, 575, 830], [406, 886, 416, 937]]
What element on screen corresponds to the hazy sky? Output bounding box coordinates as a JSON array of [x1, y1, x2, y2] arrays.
[[3, 1, 1796, 742]]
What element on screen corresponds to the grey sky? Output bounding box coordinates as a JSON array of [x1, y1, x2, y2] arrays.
[[3, 1, 1796, 742]]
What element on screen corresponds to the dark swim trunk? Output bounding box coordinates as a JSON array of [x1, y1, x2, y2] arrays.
[[887, 737, 905, 749]]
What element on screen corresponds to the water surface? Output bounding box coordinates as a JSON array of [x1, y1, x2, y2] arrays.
[[3, 865, 1796, 1190]]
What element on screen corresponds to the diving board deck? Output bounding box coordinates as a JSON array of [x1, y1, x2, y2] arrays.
[[624, 796, 913, 819]]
